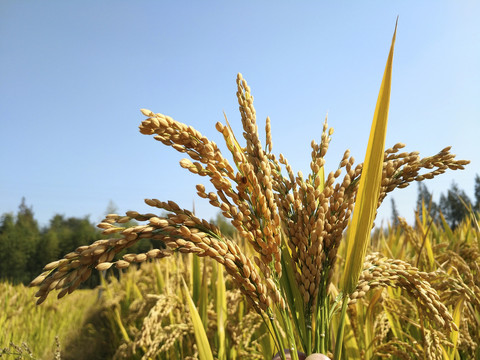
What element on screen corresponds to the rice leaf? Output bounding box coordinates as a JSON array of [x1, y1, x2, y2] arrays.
[[459, 196, 480, 251], [153, 260, 165, 293], [200, 258, 209, 328], [439, 211, 454, 242], [182, 276, 214, 360], [421, 201, 435, 269], [216, 262, 227, 360], [259, 322, 275, 360], [342, 303, 361, 359], [384, 287, 404, 341], [415, 207, 435, 270], [342, 19, 397, 294], [364, 289, 383, 359], [449, 297, 464, 359], [334, 297, 350, 360], [224, 111, 245, 155], [280, 240, 307, 350], [192, 253, 201, 304]]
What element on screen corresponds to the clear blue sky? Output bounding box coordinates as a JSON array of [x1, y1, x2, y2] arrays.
[[1, 1, 479, 228]]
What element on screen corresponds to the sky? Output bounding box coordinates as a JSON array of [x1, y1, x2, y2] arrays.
[[1, 1, 479, 228]]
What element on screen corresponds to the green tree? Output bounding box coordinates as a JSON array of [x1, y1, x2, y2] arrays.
[[439, 182, 472, 230], [35, 225, 61, 269], [35, 214, 102, 288], [390, 198, 400, 226], [0, 198, 41, 283], [0, 213, 22, 282], [17, 198, 41, 280], [474, 174, 480, 211], [416, 183, 439, 223], [45, 215, 99, 256]]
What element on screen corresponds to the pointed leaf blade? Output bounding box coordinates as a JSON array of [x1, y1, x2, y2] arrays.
[[342, 21, 397, 294]]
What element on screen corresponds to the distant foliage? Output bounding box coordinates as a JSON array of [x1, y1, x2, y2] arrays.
[[211, 212, 237, 239], [474, 174, 480, 211], [390, 198, 400, 227], [0, 198, 41, 283], [0, 199, 170, 286], [0, 198, 100, 285], [416, 182, 440, 223], [415, 177, 479, 230], [439, 182, 472, 229]]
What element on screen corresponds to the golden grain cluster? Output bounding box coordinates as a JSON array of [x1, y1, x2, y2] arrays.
[[30, 73, 471, 359]]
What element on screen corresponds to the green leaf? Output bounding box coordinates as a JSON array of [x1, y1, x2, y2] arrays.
[[192, 253, 201, 304], [421, 202, 436, 270], [449, 297, 464, 359], [216, 262, 227, 360], [280, 241, 307, 351], [182, 276, 214, 360], [383, 287, 404, 342], [342, 20, 397, 294], [200, 258, 209, 328], [439, 212, 454, 242], [364, 289, 383, 359], [335, 20, 397, 360]]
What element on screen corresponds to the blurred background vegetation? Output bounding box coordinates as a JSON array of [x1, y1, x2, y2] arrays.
[[2, 175, 478, 287], [1, 175, 479, 359]]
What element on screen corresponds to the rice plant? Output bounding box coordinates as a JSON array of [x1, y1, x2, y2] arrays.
[[29, 25, 471, 359], [65, 255, 265, 360]]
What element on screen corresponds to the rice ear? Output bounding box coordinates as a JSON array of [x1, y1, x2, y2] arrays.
[[341, 20, 397, 295]]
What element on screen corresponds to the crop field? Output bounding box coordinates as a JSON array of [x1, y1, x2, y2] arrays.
[[1, 209, 479, 359], [2, 22, 479, 360]]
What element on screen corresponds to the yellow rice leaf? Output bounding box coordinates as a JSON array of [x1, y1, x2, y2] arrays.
[[342, 20, 397, 294], [441, 346, 450, 360], [192, 254, 201, 304], [216, 262, 227, 360], [342, 306, 361, 359], [182, 277, 214, 360], [415, 207, 435, 270], [199, 258, 209, 328], [364, 289, 383, 359], [343, 326, 360, 359], [439, 211, 454, 242], [420, 198, 433, 229], [153, 260, 165, 293], [459, 197, 480, 251], [224, 111, 245, 154], [421, 201, 435, 269], [384, 287, 404, 341], [449, 297, 464, 359]]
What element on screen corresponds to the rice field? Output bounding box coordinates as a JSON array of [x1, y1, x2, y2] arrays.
[[2, 211, 479, 359], [0, 282, 97, 359], [3, 26, 479, 360]]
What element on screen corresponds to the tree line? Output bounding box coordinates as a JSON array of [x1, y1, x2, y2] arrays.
[[0, 199, 235, 286], [2, 174, 479, 285], [391, 174, 480, 229], [0, 199, 164, 286]]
